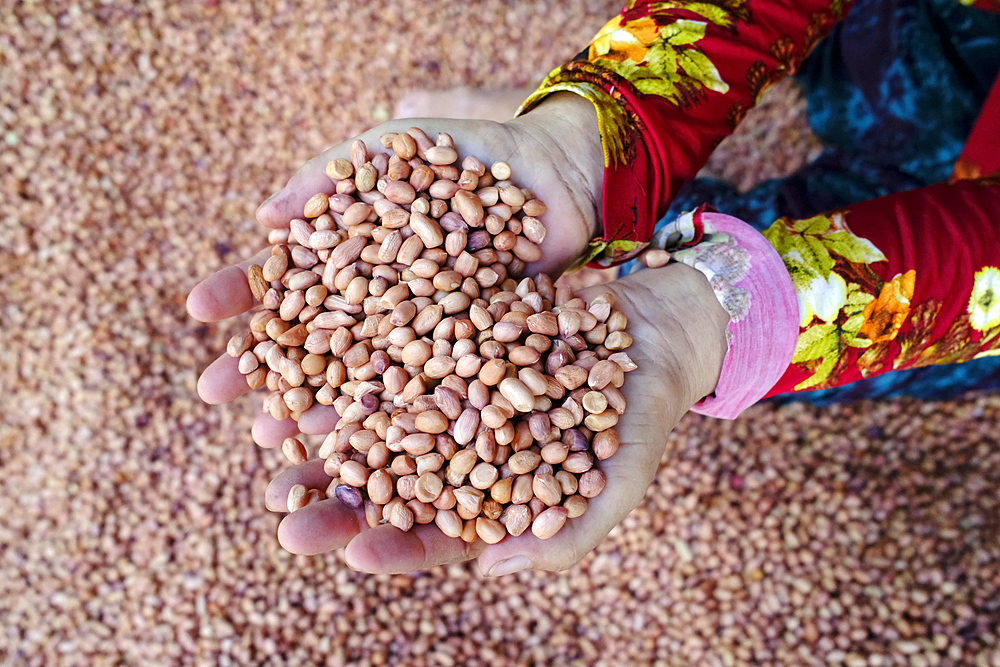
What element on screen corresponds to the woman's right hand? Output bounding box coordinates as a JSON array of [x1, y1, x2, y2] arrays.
[[256, 262, 729, 575]]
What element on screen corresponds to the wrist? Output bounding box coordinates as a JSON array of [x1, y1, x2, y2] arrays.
[[601, 263, 729, 412], [508, 92, 605, 242], [647, 209, 801, 418], [662, 263, 731, 403]]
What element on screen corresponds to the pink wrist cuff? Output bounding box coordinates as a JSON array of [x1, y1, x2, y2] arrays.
[[650, 209, 799, 419]]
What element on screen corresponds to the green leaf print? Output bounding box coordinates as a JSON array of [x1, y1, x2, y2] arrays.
[[792, 213, 832, 235], [649, 1, 749, 29], [822, 231, 886, 264], [673, 48, 729, 94], [673, 2, 738, 27], [843, 287, 875, 348], [802, 235, 835, 278], [655, 18, 708, 47], [792, 323, 838, 364], [599, 20, 729, 105], [791, 323, 843, 391]]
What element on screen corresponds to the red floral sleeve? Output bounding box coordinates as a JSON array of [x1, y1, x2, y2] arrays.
[[520, 0, 1000, 404], [518, 0, 856, 269], [762, 175, 1000, 395], [970, 0, 1000, 13]]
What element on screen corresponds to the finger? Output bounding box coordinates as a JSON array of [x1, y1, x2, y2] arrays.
[[518, 190, 595, 279], [343, 522, 485, 574], [186, 248, 272, 322], [295, 404, 343, 435], [476, 448, 662, 576], [264, 459, 333, 511], [268, 460, 368, 555], [478, 303, 675, 575], [255, 151, 339, 229], [276, 499, 369, 555], [475, 462, 643, 576], [197, 354, 253, 405], [251, 411, 300, 449]]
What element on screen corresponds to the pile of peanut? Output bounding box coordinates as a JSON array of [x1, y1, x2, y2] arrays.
[[226, 127, 635, 543]]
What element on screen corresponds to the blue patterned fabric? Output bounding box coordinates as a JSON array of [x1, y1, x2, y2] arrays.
[[644, 0, 1000, 405]]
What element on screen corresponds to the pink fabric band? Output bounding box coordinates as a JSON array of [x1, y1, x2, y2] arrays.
[[650, 210, 799, 419]]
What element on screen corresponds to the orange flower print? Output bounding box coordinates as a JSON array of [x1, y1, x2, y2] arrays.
[[589, 16, 661, 65], [856, 270, 916, 344], [949, 155, 982, 183]]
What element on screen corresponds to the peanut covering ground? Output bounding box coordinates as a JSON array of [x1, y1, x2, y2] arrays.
[[2, 2, 999, 666]]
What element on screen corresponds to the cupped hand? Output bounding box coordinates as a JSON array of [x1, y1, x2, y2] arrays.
[[186, 93, 727, 575], [256, 92, 604, 278], [188, 91, 605, 434], [258, 264, 728, 576]]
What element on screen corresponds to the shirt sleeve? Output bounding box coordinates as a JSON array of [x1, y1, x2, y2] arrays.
[[969, 0, 1000, 13], [517, 0, 857, 269], [762, 174, 1000, 396]]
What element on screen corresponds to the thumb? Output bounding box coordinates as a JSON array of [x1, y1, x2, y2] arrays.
[[475, 420, 666, 577], [477, 268, 715, 576], [474, 476, 640, 576], [476, 352, 677, 577]]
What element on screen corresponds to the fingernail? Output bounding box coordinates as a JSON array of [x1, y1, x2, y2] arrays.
[[486, 556, 530, 578]]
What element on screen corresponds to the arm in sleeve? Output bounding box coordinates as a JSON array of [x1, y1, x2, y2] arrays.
[[517, 0, 858, 268], [762, 174, 1000, 396]]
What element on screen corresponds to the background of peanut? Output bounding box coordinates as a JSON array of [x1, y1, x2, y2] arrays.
[[1, 1, 998, 666]]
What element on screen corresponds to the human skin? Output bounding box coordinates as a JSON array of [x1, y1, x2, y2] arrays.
[[187, 92, 730, 576]]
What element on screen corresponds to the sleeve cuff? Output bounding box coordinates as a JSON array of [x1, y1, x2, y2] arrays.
[[652, 210, 799, 419]]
